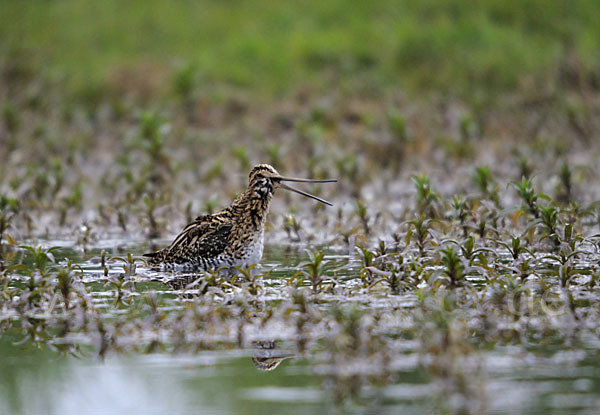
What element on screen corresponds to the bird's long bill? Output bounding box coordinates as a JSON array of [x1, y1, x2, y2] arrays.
[[276, 176, 337, 184], [280, 183, 334, 206]]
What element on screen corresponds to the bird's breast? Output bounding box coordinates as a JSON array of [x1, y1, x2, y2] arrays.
[[238, 230, 264, 267]]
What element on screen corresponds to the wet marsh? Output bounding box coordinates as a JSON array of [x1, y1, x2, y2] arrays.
[[2, 1, 600, 414]]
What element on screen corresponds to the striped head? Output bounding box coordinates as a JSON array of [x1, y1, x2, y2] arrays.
[[248, 164, 281, 200], [247, 164, 337, 206]]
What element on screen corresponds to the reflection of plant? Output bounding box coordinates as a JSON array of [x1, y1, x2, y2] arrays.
[[106, 276, 135, 307], [57, 260, 83, 310]]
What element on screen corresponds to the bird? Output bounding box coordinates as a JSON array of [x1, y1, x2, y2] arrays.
[[143, 164, 336, 272]]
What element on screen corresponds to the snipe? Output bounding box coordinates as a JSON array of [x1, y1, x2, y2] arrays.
[[144, 164, 336, 271]]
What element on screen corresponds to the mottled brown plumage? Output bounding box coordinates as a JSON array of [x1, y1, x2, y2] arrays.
[[144, 164, 335, 271]]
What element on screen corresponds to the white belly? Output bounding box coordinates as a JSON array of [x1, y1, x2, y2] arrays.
[[241, 232, 264, 267]]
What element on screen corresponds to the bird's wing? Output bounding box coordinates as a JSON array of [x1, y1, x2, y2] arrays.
[[145, 216, 233, 263]]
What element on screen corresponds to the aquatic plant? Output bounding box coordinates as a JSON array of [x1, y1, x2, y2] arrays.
[[354, 199, 371, 236], [142, 194, 165, 238], [56, 260, 84, 310], [283, 214, 303, 242], [0, 195, 19, 265], [172, 62, 197, 104], [494, 235, 534, 261], [355, 245, 377, 286], [387, 109, 409, 142], [367, 260, 406, 295], [511, 177, 543, 219], [138, 111, 170, 173], [299, 249, 332, 294], [412, 174, 439, 218], [516, 153, 534, 179], [537, 204, 560, 245], [436, 247, 467, 288], [407, 216, 435, 257], [451, 196, 470, 237], [473, 166, 501, 207], [557, 162, 574, 204], [232, 264, 266, 296], [112, 252, 145, 278], [17, 245, 62, 277]]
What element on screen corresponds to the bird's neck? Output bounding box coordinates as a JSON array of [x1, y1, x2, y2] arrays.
[[231, 188, 273, 229]]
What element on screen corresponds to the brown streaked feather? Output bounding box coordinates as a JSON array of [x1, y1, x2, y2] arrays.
[[144, 215, 233, 265]]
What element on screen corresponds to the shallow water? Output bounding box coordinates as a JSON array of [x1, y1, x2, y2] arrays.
[[2, 336, 600, 415], [2, 239, 600, 415]]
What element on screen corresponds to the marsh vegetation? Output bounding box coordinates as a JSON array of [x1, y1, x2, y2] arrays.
[[2, 1, 600, 414]]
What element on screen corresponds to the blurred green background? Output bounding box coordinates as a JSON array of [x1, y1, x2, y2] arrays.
[[1, 0, 599, 230], [2, 0, 599, 99]]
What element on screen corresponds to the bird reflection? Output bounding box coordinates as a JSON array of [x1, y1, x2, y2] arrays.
[[251, 340, 295, 372]]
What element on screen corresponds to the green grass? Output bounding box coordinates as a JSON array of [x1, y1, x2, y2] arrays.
[[2, 0, 599, 97]]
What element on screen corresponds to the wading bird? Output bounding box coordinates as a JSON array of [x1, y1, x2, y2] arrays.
[[144, 164, 336, 272]]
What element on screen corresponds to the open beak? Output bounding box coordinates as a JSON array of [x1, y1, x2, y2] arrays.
[[276, 176, 337, 206]]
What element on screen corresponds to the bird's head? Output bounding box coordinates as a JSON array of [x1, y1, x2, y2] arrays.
[[248, 164, 336, 206]]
